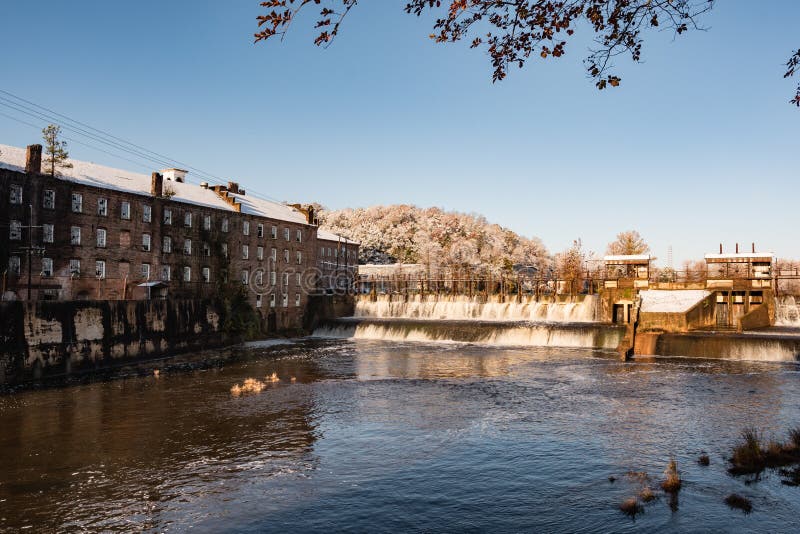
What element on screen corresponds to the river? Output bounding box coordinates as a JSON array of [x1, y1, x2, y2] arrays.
[[1, 338, 799, 532]]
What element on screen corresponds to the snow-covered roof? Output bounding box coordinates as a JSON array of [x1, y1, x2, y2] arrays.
[[704, 253, 773, 261], [317, 227, 359, 245], [0, 143, 312, 225], [639, 290, 711, 313], [604, 254, 651, 263]]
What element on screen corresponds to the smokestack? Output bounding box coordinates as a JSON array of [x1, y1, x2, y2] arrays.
[[736, 243, 739, 254], [151, 172, 163, 197], [719, 243, 723, 254], [752, 243, 755, 253], [25, 144, 42, 174]]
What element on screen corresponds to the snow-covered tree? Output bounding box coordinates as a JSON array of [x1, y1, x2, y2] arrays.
[[606, 230, 650, 256]]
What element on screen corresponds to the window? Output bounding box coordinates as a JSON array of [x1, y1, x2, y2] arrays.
[[141, 263, 151, 280], [271, 248, 277, 262], [69, 259, 80, 277], [221, 243, 228, 258], [335, 248, 339, 258], [184, 212, 192, 227], [328, 247, 332, 257], [284, 249, 289, 263], [256, 294, 263, 308], [203, 215, 211, 230], [242, 244, 249, 259], [283, 272, 289, 286], [270, 271, 276, 286], [71, 193, 83, 213], [163, 236, 172, 253], [9, 256, 21, 276], [202, 242, 210, 257], [96, 228, 107, 248], [257, 224, 264, 238], [296, 273, 302, 286], [42, 224, 54, 243], [271, 225, 277, 239], [143, 204, 152, 222], [41, 258, 53, 277], [183, 266, 191, 282], [71, 226, 81, 245], [296, 229, 302, 242], [202, 267, 211, 283], [161, 265, 171, 281], [242, 270, 249, 285], [284, 228, 290, 241], [243, 221, 250, 236], [269, 293, 276, 308], [43, 189, 55, 209], [142, 233, 151, 252], [282, 293, 288, 307], [221, 269, 229, 283], [221, 218, 229, 232], [320, 246, 325, 257], [95, 260, 106, 279], [163, 208, 172, 225], [121, 201, 131, 220], [257, 246, 264, 260], [295, 293, 301, 307], [97, 198, 108, 216], [183, 239, 192, 255], [9, 184, 22, 204], [296, 251, 302, 265], [255, 270, 263, 285]]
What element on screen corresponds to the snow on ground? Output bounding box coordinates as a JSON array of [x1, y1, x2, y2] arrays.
[[639, 290, 711, 313]]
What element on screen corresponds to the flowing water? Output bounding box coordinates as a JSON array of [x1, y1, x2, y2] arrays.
[[1, 339, 799, 532], [355, 294, 599, 322]]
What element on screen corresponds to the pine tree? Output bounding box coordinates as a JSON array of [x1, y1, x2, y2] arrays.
[[41, 124, 73, 176]]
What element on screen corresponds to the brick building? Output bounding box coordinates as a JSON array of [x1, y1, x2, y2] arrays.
[[0, 144, 358, 331]]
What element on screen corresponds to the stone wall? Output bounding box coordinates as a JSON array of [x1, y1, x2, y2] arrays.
[[303, 294, 355, 332], [0, 299, 229, 386]]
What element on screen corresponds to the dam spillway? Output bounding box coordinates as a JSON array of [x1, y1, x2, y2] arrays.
[[314, 317, 625, 350], [353, 294, 599, 323]]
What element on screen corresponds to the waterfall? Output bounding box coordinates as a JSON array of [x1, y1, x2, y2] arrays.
[[313, 318, 624, 350], [354, 294, 598, 323], [775, 296, 800, 327]]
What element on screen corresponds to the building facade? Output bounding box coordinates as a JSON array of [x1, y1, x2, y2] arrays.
[[0, 144, 358, 331]]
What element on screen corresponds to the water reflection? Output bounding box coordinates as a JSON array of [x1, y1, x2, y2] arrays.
[[0, 339, 798, 532]]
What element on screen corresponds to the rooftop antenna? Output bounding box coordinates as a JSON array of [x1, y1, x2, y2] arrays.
[[667, 245, 673, 270]]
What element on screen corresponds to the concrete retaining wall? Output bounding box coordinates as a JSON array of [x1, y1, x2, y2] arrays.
[[0, 299, 229, 386]]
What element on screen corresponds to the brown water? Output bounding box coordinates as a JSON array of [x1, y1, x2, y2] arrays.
[[1, 339, 799, 532]]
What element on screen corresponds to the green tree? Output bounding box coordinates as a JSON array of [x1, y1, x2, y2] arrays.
[[606, 230, 650, 256], [41, 124, 73, 176], [255, 1, 799, 105]]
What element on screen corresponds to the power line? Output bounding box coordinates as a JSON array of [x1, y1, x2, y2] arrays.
[[0, 89, 291, 206]]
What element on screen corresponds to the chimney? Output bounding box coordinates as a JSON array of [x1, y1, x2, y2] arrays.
[[306, 205, 316, 225], [25, 144, 42, 174], [719, 243, 723, 254], [227, 181, 240, 194], [151, 172, 163, 197], [736, 243, 739, 254], [752, 243, 755, 253]]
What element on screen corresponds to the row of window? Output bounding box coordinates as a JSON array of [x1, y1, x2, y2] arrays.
[[320, 246, 354, 260], [8, 255, 306, 289], [9, 184, 305, 241], [8, 223, 304, 264]]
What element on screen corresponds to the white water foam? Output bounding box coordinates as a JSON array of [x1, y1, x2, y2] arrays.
[[776, 296, 800, 327], [354, 294, 598, 323], [313, 321, 620, 349]]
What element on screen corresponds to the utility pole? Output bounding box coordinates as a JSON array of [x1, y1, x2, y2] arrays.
[[27, 203, 33, 300]]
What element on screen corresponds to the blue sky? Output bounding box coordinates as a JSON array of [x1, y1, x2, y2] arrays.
[[1, 1, 798, 264]]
